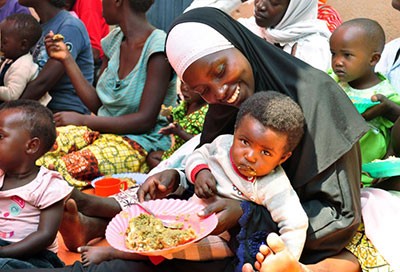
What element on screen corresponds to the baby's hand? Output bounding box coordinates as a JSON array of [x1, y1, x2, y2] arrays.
[[158, 123, 176, 135], [194, 169, 217, 198], [363, 94, 400, 122], [158, 122, 183, 135]]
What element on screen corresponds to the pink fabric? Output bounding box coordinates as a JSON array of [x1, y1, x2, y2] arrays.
[[361, 188, 400, 270], [0, 167, 73, 252]]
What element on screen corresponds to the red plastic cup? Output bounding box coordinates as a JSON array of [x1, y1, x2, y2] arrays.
[[94, 178, 128, 197]]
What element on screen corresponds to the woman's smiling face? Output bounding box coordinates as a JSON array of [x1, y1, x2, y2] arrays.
[[182, 47, 255, 108]]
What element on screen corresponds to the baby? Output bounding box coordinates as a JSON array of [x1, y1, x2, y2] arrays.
[[329, 18, 400, 186], [0, 100, 72, 269], [185, 91, 308, 261], [0, 13, 51, 104]]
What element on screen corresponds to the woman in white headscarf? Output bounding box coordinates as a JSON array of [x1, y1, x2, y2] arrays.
[[186, 0, 332, 72]]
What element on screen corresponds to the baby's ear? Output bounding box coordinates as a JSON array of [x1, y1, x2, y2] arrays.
[[279, 151, 292, 165], [20, 39, 30, 51], [26, 137, 40, 155], [370, 51, 381, 66]]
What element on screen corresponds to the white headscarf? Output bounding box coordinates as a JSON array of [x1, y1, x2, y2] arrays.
[[263, 0, 331, 44], [166, 22, 234, 79]]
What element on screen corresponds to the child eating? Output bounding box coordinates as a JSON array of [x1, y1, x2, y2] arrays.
[[329, 18, 400, 187], [147, 80, 208, 170]]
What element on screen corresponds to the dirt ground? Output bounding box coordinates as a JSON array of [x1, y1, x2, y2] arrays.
[[330, 0, 399, 42]]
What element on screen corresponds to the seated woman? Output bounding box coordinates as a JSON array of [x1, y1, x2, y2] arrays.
[[36, 0, 177, 189], [186, 0, 332, 71]]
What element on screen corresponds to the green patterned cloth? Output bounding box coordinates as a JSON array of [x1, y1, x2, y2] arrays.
[[162, 101, 208, 159]]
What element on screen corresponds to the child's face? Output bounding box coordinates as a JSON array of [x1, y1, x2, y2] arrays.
[[0, 109, 31, 171], [0, 22, 26, 60], [330, 26, 376, 88], [231, 114, 291, 178], [180, 82, 204, 104]]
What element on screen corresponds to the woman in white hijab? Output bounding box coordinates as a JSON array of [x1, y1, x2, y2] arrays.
[[186, 0, 332, 72]]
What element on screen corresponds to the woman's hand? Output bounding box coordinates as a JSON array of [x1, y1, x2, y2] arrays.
[[137, 169, 181, 202], [198, 198, 243, 235], [54, 111, 85, 127], [44, 31, 70, 62]]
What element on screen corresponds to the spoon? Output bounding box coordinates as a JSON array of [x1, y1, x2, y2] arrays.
[[119, 190, 183, 229]]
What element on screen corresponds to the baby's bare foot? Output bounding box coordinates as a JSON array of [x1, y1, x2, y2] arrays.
[[59, 199, 108, 252], [79, 245, 115, 266], [242, 233, 304, 272]]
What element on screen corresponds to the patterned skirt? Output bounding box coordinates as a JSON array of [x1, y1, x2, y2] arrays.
[[345, 223, 393, 272], [36, 125, 148, 189]]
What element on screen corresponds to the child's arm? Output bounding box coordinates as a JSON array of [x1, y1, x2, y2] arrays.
[[362, 94, 400, 122], [159, 122, 195, 142], [0, 199, 64, 258]]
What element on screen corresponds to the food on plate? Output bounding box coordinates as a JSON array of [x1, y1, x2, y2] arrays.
[[125, 213, 196, 251], [372, 155, 399, 162], [52, 33, 64, 41]]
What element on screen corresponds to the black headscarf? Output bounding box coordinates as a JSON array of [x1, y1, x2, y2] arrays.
[[168, 7, 369, 188]]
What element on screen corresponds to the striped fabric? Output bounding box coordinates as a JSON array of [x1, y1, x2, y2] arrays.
[[318, 1, 343, 33]]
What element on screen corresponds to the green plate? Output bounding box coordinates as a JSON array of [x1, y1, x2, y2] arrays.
[[349, 96, 380, 114], [362, 157, 400, 178]]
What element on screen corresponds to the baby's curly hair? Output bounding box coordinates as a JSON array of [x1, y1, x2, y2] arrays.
[[0, 100, 56, 155], [128, 0, 154, 13], [4, 13, 42, 50], [235, 91, 305, 153]]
